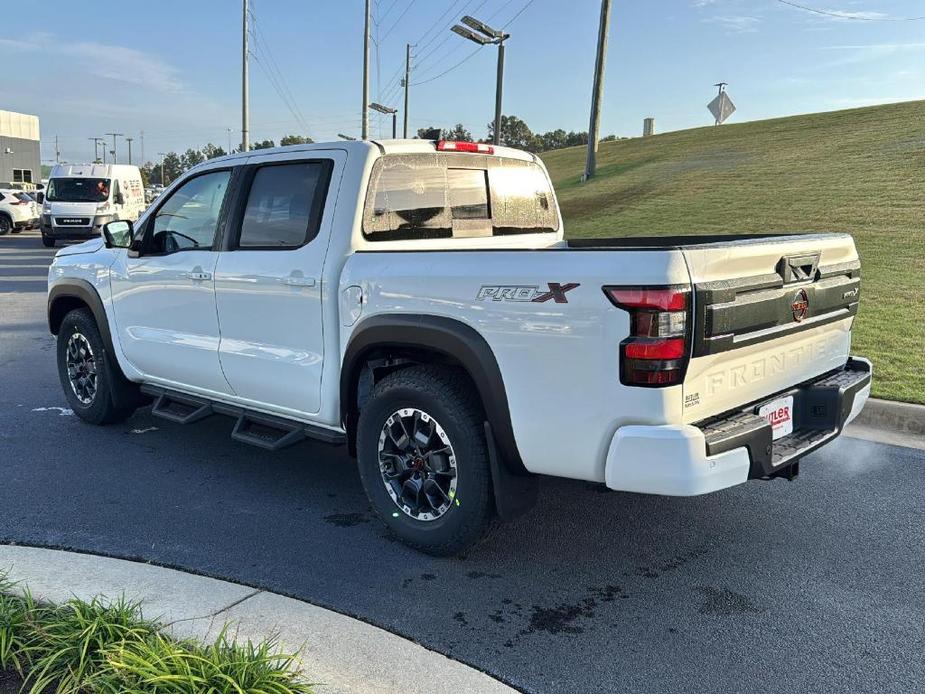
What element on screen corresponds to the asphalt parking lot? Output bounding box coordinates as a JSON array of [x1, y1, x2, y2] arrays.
[[2, 230, 924, 693]]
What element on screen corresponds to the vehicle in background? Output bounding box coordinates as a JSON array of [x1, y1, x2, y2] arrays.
[[0, 189, 40, 234], [41, 163, 145, 248], [144, 186, 164, 204]]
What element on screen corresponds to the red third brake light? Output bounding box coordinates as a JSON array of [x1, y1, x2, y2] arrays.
[[603, 285, 691, 388], [436, 140, 495, 154]]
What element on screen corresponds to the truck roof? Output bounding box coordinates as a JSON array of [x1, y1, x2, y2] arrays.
[[200, 139, 537, 168]]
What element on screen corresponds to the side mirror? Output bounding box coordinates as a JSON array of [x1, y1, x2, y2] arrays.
[[114, 192, 125, 205], [35, 192, 44, 203], [103, 219, 134, 249]]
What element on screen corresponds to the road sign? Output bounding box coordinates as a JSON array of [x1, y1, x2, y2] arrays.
[[708, 91, 736, 124]]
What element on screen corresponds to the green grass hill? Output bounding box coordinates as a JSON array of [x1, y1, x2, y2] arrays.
[[543, 99, 925, 404]]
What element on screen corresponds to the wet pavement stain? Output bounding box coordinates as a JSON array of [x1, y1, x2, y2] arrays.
[[323, 512, 370, 527]]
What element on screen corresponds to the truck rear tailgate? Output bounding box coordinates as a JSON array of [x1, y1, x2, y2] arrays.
[[680, 233, 860, 423]]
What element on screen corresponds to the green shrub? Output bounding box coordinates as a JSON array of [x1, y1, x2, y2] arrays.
[[101, 626, 314, 694], [22, 595, 156, 694]]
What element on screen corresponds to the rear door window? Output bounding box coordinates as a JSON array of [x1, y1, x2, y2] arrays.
[[236, 162, 330, 248], [363, 153, 558, 241]]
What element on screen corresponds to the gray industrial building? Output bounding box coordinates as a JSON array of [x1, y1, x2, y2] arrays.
[[0, 110, 41, 188]]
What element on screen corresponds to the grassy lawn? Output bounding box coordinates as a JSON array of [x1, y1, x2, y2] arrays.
[[542, 99, 925, 404]]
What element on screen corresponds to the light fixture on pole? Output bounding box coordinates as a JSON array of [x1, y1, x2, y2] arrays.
[[337, 133, 357, 141], [450, 15, 509, 146], [369, 102, 398, 139]]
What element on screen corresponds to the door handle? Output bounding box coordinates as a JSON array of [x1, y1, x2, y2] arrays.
[[186, 271, 212, 281], [279, 275, 316, 287]]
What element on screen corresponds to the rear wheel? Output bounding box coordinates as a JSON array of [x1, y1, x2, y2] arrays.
[[0, 216, 10, 236], [41, 234, 55, 247], [357, 365, 495, 556], [56, 309, 136, 425]]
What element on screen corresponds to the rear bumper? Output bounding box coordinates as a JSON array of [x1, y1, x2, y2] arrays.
[[604, 357, 872, 496], [14, 217, 38, 229]]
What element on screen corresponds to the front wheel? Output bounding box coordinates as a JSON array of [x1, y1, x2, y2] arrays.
[[356, 365, 495, 556], [0, 216, 10, 236], [41, 234, 55, 247], [56, 309, 135, 425]]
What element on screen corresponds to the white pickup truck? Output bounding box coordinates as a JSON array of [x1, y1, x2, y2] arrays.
[[47, 139, 871, 554]]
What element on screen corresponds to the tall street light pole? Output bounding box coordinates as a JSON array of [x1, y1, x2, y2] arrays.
[[125, 137, 134, 165], [451, 16, 509, 146], [361, 0, 370, 140], [242, 0, 250, 152], [402, 43, 412, 138], [105, 133, 123, 164], [157, 153, 168, 186], [88, 137, 103, 163], [583, 0, 612, 181], [370, 103, 398, 139]]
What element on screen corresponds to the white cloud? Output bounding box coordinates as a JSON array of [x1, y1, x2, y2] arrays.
[[0, 33, 185, 93], [820, 42, 925, 66], [704, 15, 761, 32]]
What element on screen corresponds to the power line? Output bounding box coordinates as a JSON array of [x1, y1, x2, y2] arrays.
[[775, 0, 925, 21], [381, 0, 418, 41]]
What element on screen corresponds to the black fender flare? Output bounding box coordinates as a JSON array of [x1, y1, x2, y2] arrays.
[[47, 278, 143, 410], [341, 314, 530, 477]]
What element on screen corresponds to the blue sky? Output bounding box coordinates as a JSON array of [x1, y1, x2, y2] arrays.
[[3, 0, 923, 165]]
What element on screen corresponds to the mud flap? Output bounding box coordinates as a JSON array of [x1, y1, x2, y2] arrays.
[[484, 422, 538, 522]]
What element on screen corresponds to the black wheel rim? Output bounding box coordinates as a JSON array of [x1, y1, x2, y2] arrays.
[[65, 332, 97, 405], [377, 407, 458, 522]]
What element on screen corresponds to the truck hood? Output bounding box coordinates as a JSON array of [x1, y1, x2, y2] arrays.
[[44, 201, 101, 215], [55, 238, 105, 257]]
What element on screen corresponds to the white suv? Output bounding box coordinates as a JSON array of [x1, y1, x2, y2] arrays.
[[0, 190, 39, 234]]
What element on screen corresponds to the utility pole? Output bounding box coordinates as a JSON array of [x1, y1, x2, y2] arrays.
[[361, 0, 370, 140], [54, 135, 60, 163], [450, 17, 509, 146], [583, 0, 612, 181], [242, 0, 250, 152], [105, 133, 123, 164], [88, 138, 100, 162], [125, 137, 134, 164], [402, 43, 411, 138], [158, 152, 168, 186], [227, 127, 233, 154], [140, 131, 145, 165]]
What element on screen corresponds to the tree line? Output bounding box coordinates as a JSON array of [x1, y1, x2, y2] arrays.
[[139, 116, 621, 186]]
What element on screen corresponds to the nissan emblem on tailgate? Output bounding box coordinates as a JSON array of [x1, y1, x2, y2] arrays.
[[791, 288, 809, 322]]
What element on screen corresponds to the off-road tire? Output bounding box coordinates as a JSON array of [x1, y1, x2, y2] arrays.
[[357, 365, 496, 556], [41, 234, 55, 247], [56, 308, 136, 425]]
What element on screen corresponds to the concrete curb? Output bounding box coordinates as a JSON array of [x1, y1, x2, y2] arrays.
[[844, 397, 925, 451], [0, 545, 515, 694], [853, 398, 925, 436]]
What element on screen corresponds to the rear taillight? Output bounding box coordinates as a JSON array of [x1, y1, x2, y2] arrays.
[[604, 286, 690, 387]]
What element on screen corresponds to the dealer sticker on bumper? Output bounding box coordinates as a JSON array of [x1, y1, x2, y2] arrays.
[[758, 396, 794, 440]]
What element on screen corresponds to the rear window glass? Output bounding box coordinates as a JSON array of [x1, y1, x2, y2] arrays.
[[363, 154, 558, 241]]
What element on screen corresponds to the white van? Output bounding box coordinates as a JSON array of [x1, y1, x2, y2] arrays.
[[41, 164, 145, 247]]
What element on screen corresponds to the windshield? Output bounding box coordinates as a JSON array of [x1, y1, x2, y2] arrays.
[[46, 178, 111, 203]]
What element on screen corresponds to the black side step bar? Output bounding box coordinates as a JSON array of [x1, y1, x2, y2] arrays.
[[140, 385, 345, 449], [150, 391, 213, 424]]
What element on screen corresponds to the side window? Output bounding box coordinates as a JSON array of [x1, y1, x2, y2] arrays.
[[149, 170, 231, 253], [237, 162, 328, 248]]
